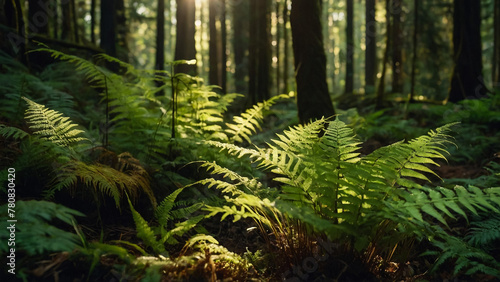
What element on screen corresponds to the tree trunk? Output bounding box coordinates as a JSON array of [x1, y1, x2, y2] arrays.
[[28, 0, 50, 36], [209, 0, 221, 87], [345, 0, 354, 94], [90, 0, 96, 44], [61, 0, 72, 41], [275, 0, 281, 95], [115, 0, 129, 62], [100, 0, 116, 57], [256, 0, 270, 102], [71, 0, 79, 43], [291, 0, 335, 124], [232, 0, 249, 95], [283, 0, 290, 94], [391, 0, 403, 94], [449, 0, 487, 102], [409, 0, 418, 102], [156, 0, 165, 72], [493, 0, 500, 88], [365, 0, 376, 94], [174, 0, 197, 75], [376, 0, 391, 108]]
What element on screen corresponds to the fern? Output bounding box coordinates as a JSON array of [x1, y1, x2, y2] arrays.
[[465, 212, 500, 250], [225, 94, 290, 143], [127, 188, 204, 256], [23, 97, 88, 148], [0, 200, 84, 256]]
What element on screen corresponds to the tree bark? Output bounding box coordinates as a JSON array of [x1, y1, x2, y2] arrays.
[[115, 0, 128, 62], [174, 0, 197, 75], [365, 0, 376, 94], [376, 0, 391, 108], [100, 0, 116, 57], [345, 0, 354, 94], [232, 0, 249, 95], [391, 0, 403, 94], [156, 0, 165, 72], [248, 0, 270, 104], [61, 0, 72, 41], [448, 0, 487, 102], [90, 0, 96, 44], [409, 0, 418, 102], [493, 0, 500, 88], [291, 0, 335, 124], [28, 0, 50, 36], [283, 0, 290, 94]]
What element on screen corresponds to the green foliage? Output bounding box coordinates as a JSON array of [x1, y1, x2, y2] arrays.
[[197, 117, 500, 278], [127, 188, 204, 256], [0, 200, 84, 256], [23, 97, 88, 148]]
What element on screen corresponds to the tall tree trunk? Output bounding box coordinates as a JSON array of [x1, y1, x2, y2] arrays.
[[90, 0, 96, 44], [376, 0, 391, 108], [116, 0, 129, 62], [493, 0, 500, 88], [291, 0, 335, 124], [256, 0, 270, 102], [283, 0, 290, 94], [61, 0, 72, 41], [248, 0, 271, 104], [174, 0, 197, 75], [409, 0, 418, 102], [391, 0, 403, 93], [100, 0, 116, 57], [4, 0, 27, 64], [71, 0, 79, 42], [220, 0, 227, 93], [275, 0, 281, 95], [345, 0, 354, 94], [28, 0, 50, 36], [449, 0, 487, 102], [53, 0, 58, 39], [365, 0, 376, 94], [232, 0, 249, 95], [209, 0, 221, 87], [156, 0, 165, 72]]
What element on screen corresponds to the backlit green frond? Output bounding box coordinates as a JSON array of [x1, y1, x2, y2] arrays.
[[226, 94, 290, 143], [23, 97, 88, 147], [127, 196, 166, 255]]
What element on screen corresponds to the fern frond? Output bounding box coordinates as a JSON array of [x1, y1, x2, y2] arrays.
[[426, 235, 500, 278], [0, 200, 83, 255], [0, 124, 29, 140], [127, 196, 167, 255], [22, 97, 88, 147], [49, 159, 154, 209], [466, 212, 500, 249], [225, 94, 290, 143]]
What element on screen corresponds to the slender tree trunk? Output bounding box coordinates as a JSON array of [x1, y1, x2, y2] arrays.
[[365, 0, 376, 94], [174, 0, 197, 75], [220, 0, 227, 93], [449, 0, 487, 102], [232, 0, 249, 95], [156, 0, 165, 72], [275, 0, 281, 95], [115, 0, 128, 62], [291, 0, 335, 123], [100, 0, 116, 57], [409, 0, 418, 102], [71, 0, 79, 42], [5, 0, 27, 64], [53, 0, 58, 39], [391, 0, 403, 93], [345, 0, 354, 94], [248, 0, 257, 104], [493, 0, 500, 88], [209, 0, 220, 86], [376, 0, 391, 108], [256, 0, 270, 102], [283, 0, 289, 94], [90, 0, 96, 44], [61, 0, 72, 41]]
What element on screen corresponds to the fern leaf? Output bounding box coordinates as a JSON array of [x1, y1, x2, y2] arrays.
[[22, 97, 88, 147], [127, 196, 166, 255]]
